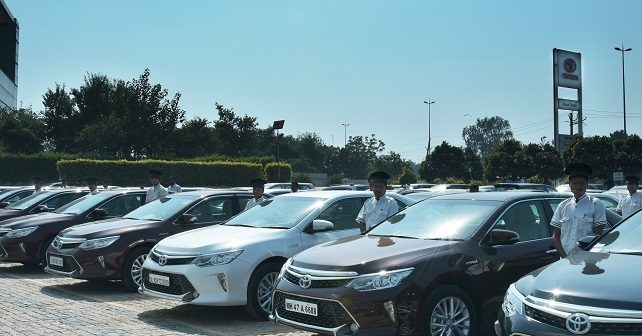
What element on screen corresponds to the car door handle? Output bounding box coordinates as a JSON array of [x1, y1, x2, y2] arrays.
[[546, 249, 558, 254]]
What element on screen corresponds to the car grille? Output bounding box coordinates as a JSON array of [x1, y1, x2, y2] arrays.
[[274, 291, 353, 329], [142, 269, 195, 296], [46, 253, 81, 273], [149, 252, 196, 266], [52, 236, 85, 250], [525, 305, 642, 335], [283, 270, 352, 288]]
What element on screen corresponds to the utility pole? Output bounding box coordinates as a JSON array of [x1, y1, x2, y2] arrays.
[[423, 100, 436, 157], [341, 122, 350, 147], [615, 44, 632, 135]]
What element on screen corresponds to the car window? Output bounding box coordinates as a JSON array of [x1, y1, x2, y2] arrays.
[[185, 197, 236, 224], [546, 198, 563, 213], [237, 196, 253, 211], [99, 194, 145, 217], [492, 200, 549, 241], [3, 190, 33, 203], [43, 192, 86, 211], [316, 197, 365, 231], [595, 196, 618, 211]]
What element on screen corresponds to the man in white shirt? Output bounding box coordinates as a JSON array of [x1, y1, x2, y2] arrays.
[[145, 169, 169, 204], [168, 176, 182, 194], [616, 175, 642, 218], [32, 176, 45, 195], [87, 177, 100, 195], [356, 171, 398, 234], [244, 178, 267, 210], [551, 163, 606, 258]]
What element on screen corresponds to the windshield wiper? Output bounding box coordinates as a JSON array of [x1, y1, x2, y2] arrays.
[[263, 225, 289, 229], [608, 251, 642, 256], [225, 224, 255, 228], [369, 234, 419, 239], [424, 237, 464, 241]]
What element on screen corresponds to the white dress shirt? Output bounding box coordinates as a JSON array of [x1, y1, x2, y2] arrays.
[[168, 183, 182, 194], [146, 184, 169, 203], [551, 194, 607, 255], [356, 195, 399, 231], [616, 192, 642, 218], [244, 196, 267, 211]]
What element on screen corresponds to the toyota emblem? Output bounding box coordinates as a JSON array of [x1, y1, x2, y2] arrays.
[[566, 313, 591, 335], [53, 238, 62, 250], [564, 58, 577, 73], [299, 274, 312, 289], [158, 254, 167, 266]]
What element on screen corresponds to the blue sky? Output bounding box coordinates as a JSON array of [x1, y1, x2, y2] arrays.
[[6, 0, 642, 163]]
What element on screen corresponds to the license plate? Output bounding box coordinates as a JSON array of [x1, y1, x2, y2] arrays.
[[285, 298, 318, 316], [49, 255, 64, 267], [148, 273, 170, 287]]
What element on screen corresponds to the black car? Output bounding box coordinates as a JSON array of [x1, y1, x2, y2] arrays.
[[0, 189, 88, 222], [45, 190, 260, 291], [0, 187, 35, 207], [271, 192, 622, 335], [0, 189, 146, 267], [495, 210, 642, 336]]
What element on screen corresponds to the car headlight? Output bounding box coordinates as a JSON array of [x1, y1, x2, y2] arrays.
[[346, 268, 413, 292], [193, 249, 243, 267], [5, 227, 37, 238], [278, 258, 293, 279], [502, 284, 525, 317], [78, 236, 119, 250]]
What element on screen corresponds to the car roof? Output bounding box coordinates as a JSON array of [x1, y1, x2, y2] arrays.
[[168, 189, 253, 197], [276, 190, 374, 198], [431, 191, 572, 202], [494, 183, 550, 187]]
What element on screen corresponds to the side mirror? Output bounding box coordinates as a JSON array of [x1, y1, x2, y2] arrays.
[[0, 201, 9, 208], [311, 219, 334, 232], [577, 235, 598, 250], [91, 208, 108, 218], [34, 205, 50, 213], [485, 229, 520, 246], [178, 214, 198, 225]]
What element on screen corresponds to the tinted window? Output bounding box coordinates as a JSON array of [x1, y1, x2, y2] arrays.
[[226, 196, 326, 229], [595, 196, 618, 211], [316, 197, 364, 230], [43, 193, 86, 211], [492, 201, 549, 241], [99, 193, 145, 217], [1, 190, 33, 204], [186, 197, 236, 224], [124, 195, 199, 221], [55, 193, 114, 215], [7, 192, 54, 210]]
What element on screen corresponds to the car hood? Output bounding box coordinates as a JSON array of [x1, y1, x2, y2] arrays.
[[0, 212, 73, 230], [59, 218, 155, 239], [0, 208, 22, 221], [516, 251, 642, 310], [154, 225, 285, 254], [292, 235, 457, 274]]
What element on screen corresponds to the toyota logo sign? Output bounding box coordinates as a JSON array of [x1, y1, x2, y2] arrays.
[[53, 238, 62, 250], [299, 274, 312, 289], [566, 312, 591, 334], [564, 58, 577, 73], [158, 254, 167, 266]]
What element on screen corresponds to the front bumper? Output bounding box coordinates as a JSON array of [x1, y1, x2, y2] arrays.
[[139, 256, 252, 306], [0, 237, 40, 263], [44, 246, 123, 280]]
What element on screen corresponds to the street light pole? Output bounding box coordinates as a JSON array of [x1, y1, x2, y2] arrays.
[[423, 100, 435, 157], [341, 122, 350, 147], [615, 44, 632, 135]]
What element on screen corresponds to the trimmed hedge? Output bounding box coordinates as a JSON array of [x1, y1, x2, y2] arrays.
[[57, 159, 265, 187], [0, 152, 74, 185], [265, 162, 292, 183]]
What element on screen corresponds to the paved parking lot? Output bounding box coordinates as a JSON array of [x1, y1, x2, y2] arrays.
[[0, 263, 314, 336]]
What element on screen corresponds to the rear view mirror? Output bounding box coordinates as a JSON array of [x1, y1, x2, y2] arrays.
[[486, 229, 519, 246], [34, 205, 50, 213], [179, 214, 198, 225], [91, 208, 108, 218], [0, 201, 9, 208], [311, 219, 334, 232], [577, 235, 598, 250]]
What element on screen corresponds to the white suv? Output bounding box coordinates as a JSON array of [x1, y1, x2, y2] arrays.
[[139, 191, 414, 319]]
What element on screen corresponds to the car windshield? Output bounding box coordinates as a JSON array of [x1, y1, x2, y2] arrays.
[[368, 199, 500, 240], [6, 192, 52, 210], [122, 195, 198, 221], [591, 213, 642, 254], [225, 196, 326, 229], [54, 193, 113, 215]]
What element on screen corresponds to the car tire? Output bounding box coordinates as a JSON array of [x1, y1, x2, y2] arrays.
[[421, 285, 477, 336], [245, 262, 281, 320], [38, 236, 56, 270], [122, 247, 150, 292]]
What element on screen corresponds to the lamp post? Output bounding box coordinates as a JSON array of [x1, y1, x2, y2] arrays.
[[615, 44, 632, 135], [273, 120, 285, 180], [341, 122, 350, 147], [423, 100, 435, 157]]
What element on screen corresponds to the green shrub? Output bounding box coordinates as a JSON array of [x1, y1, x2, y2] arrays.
[[57, 159, 264, 187], [292, 173, 313, 183], [264, 162, 292, 183], [328, 173, 343, 185], [0, 152, 74, 185], [397, 167, 418, 185]]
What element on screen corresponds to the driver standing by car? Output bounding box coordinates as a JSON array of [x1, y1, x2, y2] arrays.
[[244, 178, 267, 210], [32, 176, 45, 195], [145, 169, 169, 204], [356, 171, 398, 234], [551, 163, 606, 258], [87, 177, 100, 195], [616, 175, 642, 218]]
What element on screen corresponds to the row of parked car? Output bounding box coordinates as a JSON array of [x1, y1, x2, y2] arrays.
[[0, 182, 638, 335]]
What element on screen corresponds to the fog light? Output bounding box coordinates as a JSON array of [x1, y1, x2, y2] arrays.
[[383, 300, 396, 323], [217, 273, 228, 292], [193, 290, 199, 299], [97, 255, 105, 268], [19, 243, 26, 253], [350, 323, 359, 333]]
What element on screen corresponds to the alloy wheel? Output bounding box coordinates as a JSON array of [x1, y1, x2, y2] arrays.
[[130, 253, 148, 287], [257, 271, 278, 314], [430, 295, 471, 336]]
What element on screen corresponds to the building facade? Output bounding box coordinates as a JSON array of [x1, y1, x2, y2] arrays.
[[0, 0, 17, 111]]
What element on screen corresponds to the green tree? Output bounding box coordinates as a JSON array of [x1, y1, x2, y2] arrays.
[[173, 117, 218, 158], [419, 141, 466, 181], [42, 84, 79, 152], [374, 151, 408, 179], [398, 166, 418, 185], [334, 135, 385, 179], [463, 148, 483, 181], [563, 136, 617, 185], [0, 107, 44, 154], [462, 116, 514, 160]]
